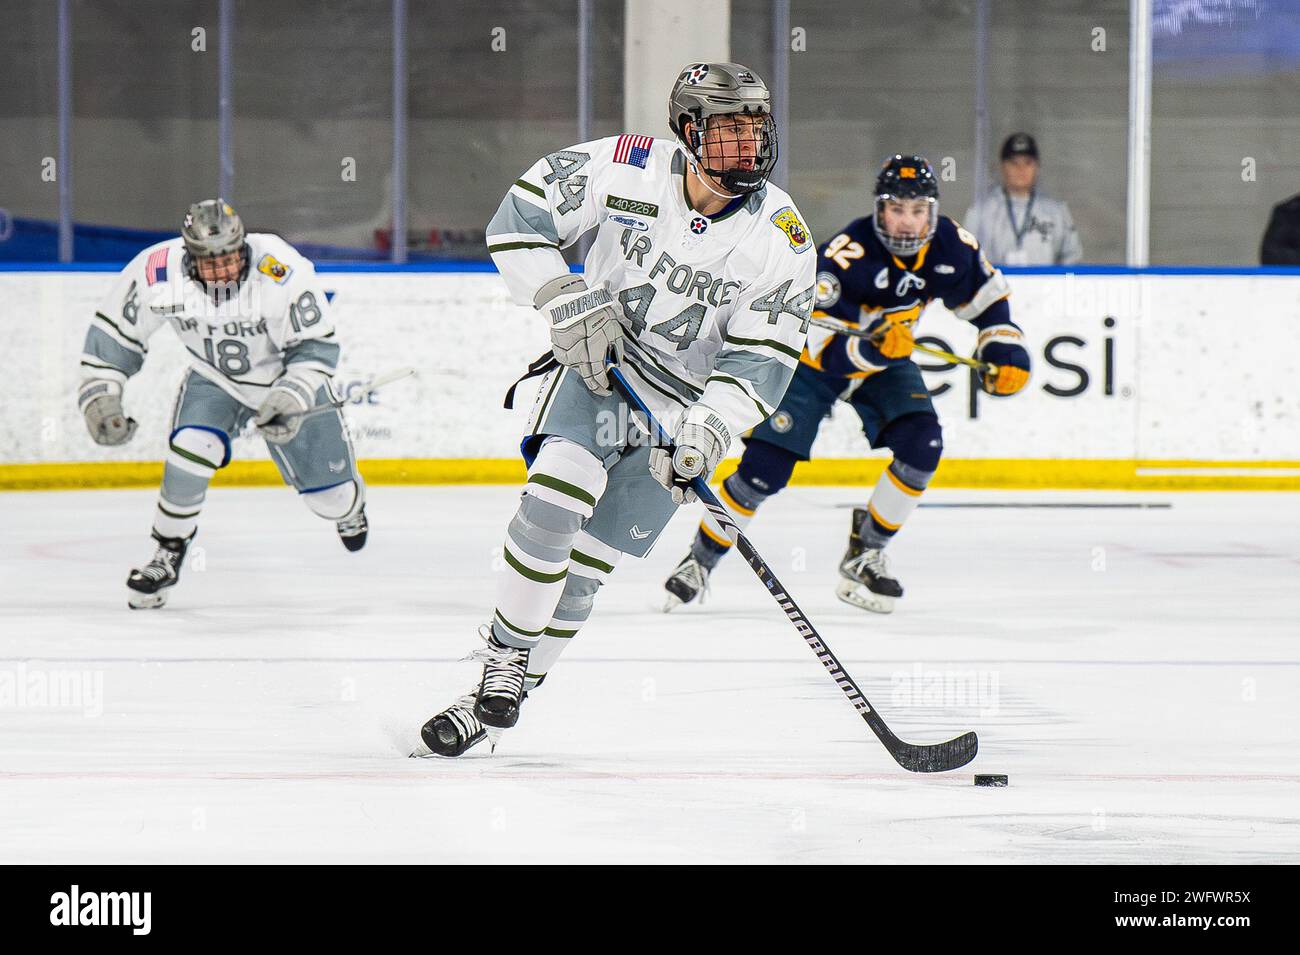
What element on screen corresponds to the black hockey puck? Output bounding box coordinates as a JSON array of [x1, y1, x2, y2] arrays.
[[974, 774, 1008, 787]]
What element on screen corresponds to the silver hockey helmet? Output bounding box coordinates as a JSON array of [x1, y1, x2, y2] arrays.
[[668, 62, 778, 195], [182, 198, 248, 287]]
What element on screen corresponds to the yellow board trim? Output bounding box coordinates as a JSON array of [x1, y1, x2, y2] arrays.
[[3, 458, 1300, 492]]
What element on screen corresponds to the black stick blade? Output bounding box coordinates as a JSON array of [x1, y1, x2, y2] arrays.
[[889, 731, 979, 773]]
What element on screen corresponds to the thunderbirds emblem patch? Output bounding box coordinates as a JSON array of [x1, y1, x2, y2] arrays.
[[770, 206, 810, 253]]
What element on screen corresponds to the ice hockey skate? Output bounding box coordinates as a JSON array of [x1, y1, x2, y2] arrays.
[[662, 553, 711, 611], [835, 507, 903, 614], [126, 530, 193, 610], [414, 690, 490, 758], [471, 626, 530, 728], [336, 503, 369, 552]]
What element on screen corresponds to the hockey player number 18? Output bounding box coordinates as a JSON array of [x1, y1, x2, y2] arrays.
[[202, 338, 252, 376], [288, 291, 322, 332]]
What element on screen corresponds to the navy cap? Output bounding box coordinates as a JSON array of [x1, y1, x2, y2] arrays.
[[1000, 132, 1039, 160]]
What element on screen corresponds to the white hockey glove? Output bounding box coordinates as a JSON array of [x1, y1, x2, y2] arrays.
[[649, 404, 731, 505], [535, 275, 625, 396], [254, 377, 314, 445], [78, 379, 137, 446]]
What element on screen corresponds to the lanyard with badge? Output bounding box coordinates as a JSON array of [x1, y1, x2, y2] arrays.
[[1003, 188, 1036, 250]]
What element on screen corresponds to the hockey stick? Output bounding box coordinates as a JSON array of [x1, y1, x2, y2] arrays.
[[808, 316, 997, 376], [609, 366, 978, 773], [278, 366, 417, 423]]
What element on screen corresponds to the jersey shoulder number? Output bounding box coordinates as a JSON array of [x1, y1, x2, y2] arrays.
[[823, 231, 866, 271], [932, 217, 990, 279], [541, 148, 591, 215], [952, 219, 980, 250]]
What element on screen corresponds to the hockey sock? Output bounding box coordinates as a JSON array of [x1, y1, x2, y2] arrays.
[[692, 472, 763, 567], [523, 531, 620, 692], [153, 427, 227, 539], [860, 460, 933, 549], [492, 438, 607, 649], [692, 440, 796, 567], [861, 413, 942, 549]]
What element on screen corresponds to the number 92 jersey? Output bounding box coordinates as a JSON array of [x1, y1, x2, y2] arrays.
[[80, 233, 339, 408], [805, 214, 1012, 378]]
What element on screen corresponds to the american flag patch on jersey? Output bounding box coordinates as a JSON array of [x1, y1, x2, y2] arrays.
[[145, 247, 169, 285], [613, 134, 653, 169]]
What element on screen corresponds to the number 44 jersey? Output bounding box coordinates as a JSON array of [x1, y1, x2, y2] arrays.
[[488, 135, 817, 438], [80, 233, 339, 409]]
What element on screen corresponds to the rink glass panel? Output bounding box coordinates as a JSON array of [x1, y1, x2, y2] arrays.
[[406, 0, 625, 263], [0, 1, 61, 238], [74, 1, 220, 240], [231, 0, 394, 260], [731, 0, 1130, 265], [1150, 4, 1300, 266], [2, 0, 1298, 267]]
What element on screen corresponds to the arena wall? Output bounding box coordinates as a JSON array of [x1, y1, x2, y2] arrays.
[[2, 266, 1297, 491]]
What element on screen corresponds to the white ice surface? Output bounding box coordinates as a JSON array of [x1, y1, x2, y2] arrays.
[[1, 485, 1297, 863]]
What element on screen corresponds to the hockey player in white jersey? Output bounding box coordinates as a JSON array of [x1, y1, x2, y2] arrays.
[[78, 199, 367, 609], [416, 62, 815, 757]]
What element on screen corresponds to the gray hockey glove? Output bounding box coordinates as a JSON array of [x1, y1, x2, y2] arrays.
[[649, 404, 731, 505], [78, 379, 137, 446], [254, 377, 314, 445], [535, 275, 625, 395]]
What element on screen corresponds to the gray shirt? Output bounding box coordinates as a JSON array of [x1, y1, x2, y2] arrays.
[[962, 189, 1083, 266]]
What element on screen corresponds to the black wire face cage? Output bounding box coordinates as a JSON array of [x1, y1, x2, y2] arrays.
[[873, 195, 938, 257], [688, 110, 778, 195]]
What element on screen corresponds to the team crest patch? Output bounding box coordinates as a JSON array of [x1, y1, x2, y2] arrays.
[[770, 206, 810, 253], [685, 63, 710, 85], [689, 216, 708, 235], [770, 411, 794, 434], [257, 253, 292, 284], [815, 271, 841, 308]]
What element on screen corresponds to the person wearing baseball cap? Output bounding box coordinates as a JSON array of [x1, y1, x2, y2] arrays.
[[962, 132, 1082, 266]]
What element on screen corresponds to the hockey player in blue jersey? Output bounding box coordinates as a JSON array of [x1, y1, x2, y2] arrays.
[[662, 155, 1031, 613]]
